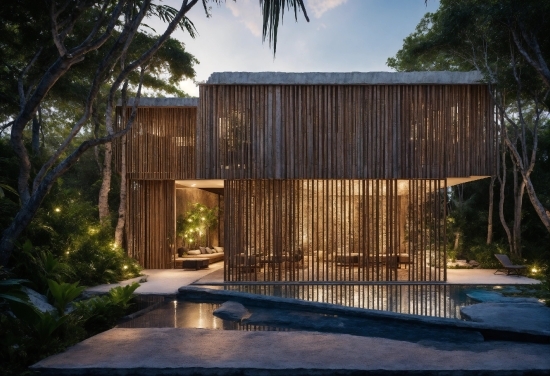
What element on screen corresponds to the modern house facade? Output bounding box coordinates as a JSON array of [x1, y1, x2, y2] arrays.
[[117, 71, 496, 282]]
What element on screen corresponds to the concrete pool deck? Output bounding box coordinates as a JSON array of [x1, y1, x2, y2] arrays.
[[31, 327, 550, 375], [85, 265, 540, 296]]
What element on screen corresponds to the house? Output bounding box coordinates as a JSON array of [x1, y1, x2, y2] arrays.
[[117, 72, 496, 282]]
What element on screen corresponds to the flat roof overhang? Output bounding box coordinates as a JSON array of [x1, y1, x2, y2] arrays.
[[175, 176, 491, 190], [204, 71, 485, 85]]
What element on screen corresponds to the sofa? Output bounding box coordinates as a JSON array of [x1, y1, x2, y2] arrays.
[[179, 246, 224, 264]]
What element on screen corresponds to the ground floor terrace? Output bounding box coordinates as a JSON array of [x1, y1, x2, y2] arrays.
[[127, 176, 488, 283]]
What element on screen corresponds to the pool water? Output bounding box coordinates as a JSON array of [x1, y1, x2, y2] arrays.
[[193, 283, 491, 319], [117, 291, 489, 344], [119, 300, 290, 332]]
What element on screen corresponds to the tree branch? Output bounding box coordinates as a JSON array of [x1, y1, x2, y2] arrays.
[[33, 0, 151, 192], [510, 26, 550, 89], [17, 48, 43, 111]]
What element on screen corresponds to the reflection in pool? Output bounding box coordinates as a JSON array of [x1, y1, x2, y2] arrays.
[[118, 300, 291, 331]]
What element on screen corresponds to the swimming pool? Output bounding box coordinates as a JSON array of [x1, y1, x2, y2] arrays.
[[190, 283, 499, 319]]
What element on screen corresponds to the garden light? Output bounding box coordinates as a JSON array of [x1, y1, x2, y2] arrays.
[[54, 207, 61, 212]]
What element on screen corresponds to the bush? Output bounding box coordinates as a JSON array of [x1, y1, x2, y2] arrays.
[[67, 225, 141, 286], [466, 242, 507, 268], [0, 280, 140, 376], [74, 282, 140, 335]]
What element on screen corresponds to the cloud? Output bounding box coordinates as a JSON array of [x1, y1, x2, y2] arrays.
[[226, 0, 262, 37], [306, 0, 348, 18]]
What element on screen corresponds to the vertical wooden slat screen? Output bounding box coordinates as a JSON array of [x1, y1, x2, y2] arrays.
[[198, 84, 495, 180], [116, 107, 197, 180], [224, 179, 446, 282], [115, 105, 197, 269], [126, 180, 175, 269]]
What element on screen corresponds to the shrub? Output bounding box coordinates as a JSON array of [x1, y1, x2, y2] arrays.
[[466, 242, 507, 268], [66, 226, 141, 286], [73, 282, 140, 335]]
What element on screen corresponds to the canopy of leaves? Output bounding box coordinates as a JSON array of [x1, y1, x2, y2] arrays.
[[0, 0, 198, 128], [387, 0, 550, 104]]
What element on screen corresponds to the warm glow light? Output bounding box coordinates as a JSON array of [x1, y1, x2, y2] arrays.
[[54, 207, 61, 212], [201, 217, 205, 221], [66, 251, 69, 255], [191, 183, 196, 187], [123, 265, 128, 270], [532, 268, 538, 273]]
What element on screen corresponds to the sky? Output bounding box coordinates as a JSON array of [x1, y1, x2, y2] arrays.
[[152, 0, 440, 97]]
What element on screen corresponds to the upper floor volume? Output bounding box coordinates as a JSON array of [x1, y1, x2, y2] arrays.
[[121, 71, 497, 181]]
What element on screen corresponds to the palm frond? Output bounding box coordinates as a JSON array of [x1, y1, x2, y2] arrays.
[[259, 0, 309, 55], [149, 4, 198, 38]]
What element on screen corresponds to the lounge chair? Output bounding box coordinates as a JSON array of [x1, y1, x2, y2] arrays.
[[494, 254, 526, 276]]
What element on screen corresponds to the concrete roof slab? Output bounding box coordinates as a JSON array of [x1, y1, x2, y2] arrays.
[[205, 71, 485, 85], [118, 97, 199, 107]]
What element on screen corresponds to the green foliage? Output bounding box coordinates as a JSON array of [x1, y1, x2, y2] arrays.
[[466, 242, 507, 268], [13, 241, 74, 294], [12, 186, 141, 287], [1, 279, 140, 375], [29, 310, 69, 345], [73, 283, 140, 335], [108, 282, 141, 310], [177, 203, 219, 248], [0, 268, 41, 327], [67, 225, 141, 286], [47, 279, 86, 315]]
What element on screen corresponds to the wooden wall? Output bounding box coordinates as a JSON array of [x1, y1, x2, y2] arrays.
[[126, 180, 175, 269], [116, 107, 196, 180], [198, 84, 495, 180], [224, 179, 446, 282]]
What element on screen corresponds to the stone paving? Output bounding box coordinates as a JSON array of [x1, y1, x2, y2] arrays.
[[31, 327, 550, 375]]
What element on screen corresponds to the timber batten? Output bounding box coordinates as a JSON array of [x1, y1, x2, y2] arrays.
[[197, 84, 495, 180], [126, 180, 175, 269], [117, 106, 197, 180], [224, 179, 446, 282]]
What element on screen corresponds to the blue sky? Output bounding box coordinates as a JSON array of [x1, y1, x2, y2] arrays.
[[156, 0, 440, 96]]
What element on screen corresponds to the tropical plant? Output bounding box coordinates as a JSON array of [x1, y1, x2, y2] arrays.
[[47, 279, 86, 315], [74, 282, 139, 335], [177, 203, 218, 248], [107, 282, 140, 310], [29, 310, 69, 345], [67, 225, 141, 286]]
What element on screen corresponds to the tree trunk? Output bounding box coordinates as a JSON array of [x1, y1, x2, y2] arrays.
[[114, 134, 126, 246], [92, 103, 103, 174], [486, 176, 495, 244], [98, 142, 112, 224], [523, 175, 550, 233], [0, 168, 55, 265], [31, 106, 41, 155], [512, 176, 525, 258], [497, 141, 513, 254]]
